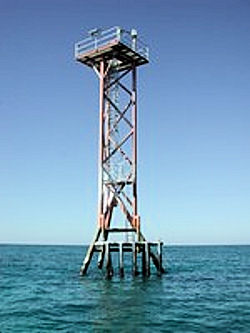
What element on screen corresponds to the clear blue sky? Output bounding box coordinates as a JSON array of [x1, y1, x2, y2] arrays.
[[1, 0, 250, 245]]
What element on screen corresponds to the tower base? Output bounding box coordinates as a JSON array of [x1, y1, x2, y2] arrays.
[[80, 238, 165, 277]]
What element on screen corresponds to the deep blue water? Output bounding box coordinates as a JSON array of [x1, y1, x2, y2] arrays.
[[0, 245, 250, 332]]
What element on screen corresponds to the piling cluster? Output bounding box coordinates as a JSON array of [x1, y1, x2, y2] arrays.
[[93, 241, 164, 278]]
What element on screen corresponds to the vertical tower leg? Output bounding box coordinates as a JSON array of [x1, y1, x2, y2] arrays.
[[80, 227, 101, 275], [98, 242, 105, 268], [105, 242, 113, 279], [141, 243, 146, 276], [98, 60, 105, 241], [157, 241, 163, 275], [145, 242, 150, 277], [119, 243, 124, 277], [132, 242, 138, 276]]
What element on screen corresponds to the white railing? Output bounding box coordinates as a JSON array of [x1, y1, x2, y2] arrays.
[[75, 26, 149, 61]]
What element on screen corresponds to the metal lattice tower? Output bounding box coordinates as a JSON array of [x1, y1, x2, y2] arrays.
[[75, 27, 164, 277]]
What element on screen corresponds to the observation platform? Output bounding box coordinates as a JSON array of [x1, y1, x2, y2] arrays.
[[75, 26, 149, 71]]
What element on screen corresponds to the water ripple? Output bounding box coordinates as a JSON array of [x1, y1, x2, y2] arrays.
[[0, 245, 250, 332]]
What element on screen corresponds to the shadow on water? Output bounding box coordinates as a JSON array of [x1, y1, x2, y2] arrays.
[[78, 274, 165, 332]]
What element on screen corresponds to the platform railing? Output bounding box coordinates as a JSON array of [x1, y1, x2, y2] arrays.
[[75, 26, 149, 61]]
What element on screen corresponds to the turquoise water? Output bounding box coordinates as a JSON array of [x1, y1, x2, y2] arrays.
[[0, 245, 250, 332]]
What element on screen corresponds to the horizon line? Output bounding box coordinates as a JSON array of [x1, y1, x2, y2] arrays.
[[0, 242, 249, 247]]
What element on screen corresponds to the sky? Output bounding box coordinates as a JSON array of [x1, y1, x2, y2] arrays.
[[0, 0, 250, 245]]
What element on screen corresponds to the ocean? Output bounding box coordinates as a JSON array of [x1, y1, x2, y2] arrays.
[[0, 244, 249, 332]]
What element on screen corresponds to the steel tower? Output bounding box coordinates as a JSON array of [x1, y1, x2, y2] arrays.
[[75, 27, 164, 276]]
